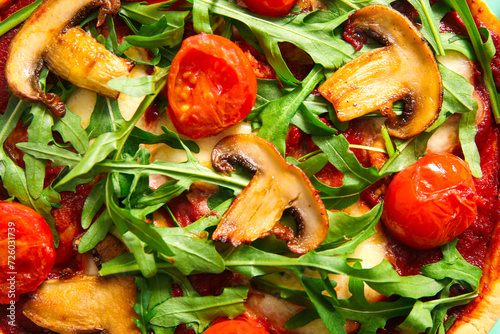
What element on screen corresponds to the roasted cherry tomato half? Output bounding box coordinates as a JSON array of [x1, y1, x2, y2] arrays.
[[241, 0, 298, 17], [167, 33, 257, 139], [382, 153, 478, 249], [0, 201, 55, 303], [204, 316, 270, 334]]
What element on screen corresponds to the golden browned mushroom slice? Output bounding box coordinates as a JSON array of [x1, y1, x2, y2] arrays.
[[23, 275, 141, 334], [318, 5, 443, 139], [5, 0, 128, 117], [43, 26, 134, 100], [211, 134, 328, 254]]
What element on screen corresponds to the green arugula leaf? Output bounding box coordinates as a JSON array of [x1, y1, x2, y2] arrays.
[[224, 246, 445, 299], [119, 2, 173, 25], [379, 131, 434, 175], [122, 230, 158, 278], [134, 276, 157, 334], [0, 97, 60, 245], [150, 286, 249, 332], [77, 209, 113, 253], [0, 0, 42, 37], [336, 269, 415, 333], [318, 203, 382, 255], [108, 67, 169, 98], [422, 239, 482, 289], [407, 0, 445, 55], [86, 95, 125, 140], [130, 126, 199, 153], [299, 274, 346, 334], [52, 107, 89, 154], [459, 101, 482, 177], [397, 289, 477, 333], [311, 134, 380, 210], [24, 103, 53, 199], [155, 227, 225, 275], [257, 64, 325, 155], [125, 12, 188, 48], [445, 0, 500, 123]]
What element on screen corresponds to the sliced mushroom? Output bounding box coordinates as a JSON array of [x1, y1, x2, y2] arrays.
[[318, 5, 442, 139], [5, 0, 126, 117], [23, 275, 141, 334], [43, 26, 134, 100], [211, 134, 328, 254]]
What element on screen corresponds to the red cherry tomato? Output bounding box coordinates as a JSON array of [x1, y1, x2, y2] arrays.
[[204, 316, 270, 334], [0, 201, 55, 303], [382, 153, 478, 249], [167, 33, 257, 139], [241, 0, 298, 17]]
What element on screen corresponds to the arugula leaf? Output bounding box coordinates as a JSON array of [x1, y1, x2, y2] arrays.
[[119, 2, 172, 25], [318, 203, 382, 255], [299, 274, 346, 334], [192, 0, 354, 83], [397, 289, 477, 333], [0, 97, 60, 245], [155, 227, 225, 275], [320, 0, 393, 14], [134, 276, 157, 334], [24, 103, 53, 199], [257, 65, 325, 155], [77, 210, 113, 253], [407, 0, 446, 55], [459, 102, 482, 177], [52, 107, 89, 154], [125, 12, 188, 49], [86, 95, 125, 140], [108, 67, 169, 97], [122, 230, 158, 278], [135, 274, 175, 334], [224, 246, 445, 299], [379, 131, 434, 175], [311, 134, 380, 210], [336, 270, 415, 333], [445, 0, 500, 123], [422, 239, 482, 289], [150, 286, 249, 333], [0, 0, 42, 37]]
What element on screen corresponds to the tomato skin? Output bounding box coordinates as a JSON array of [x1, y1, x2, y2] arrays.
[[203, 316, 270, 334], [167, 33, 257, 139], [241, 0, 298, 17], [382, 153, 478, 249], [0, 202, 55, 303]]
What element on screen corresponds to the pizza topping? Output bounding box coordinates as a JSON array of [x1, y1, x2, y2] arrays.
[[167, 33, 257, 139], [382, 153, 478, 249], [5, 0, 125, 117], [203, 316, 270, 334], [0, 201, 55, 304], [211, 134, 328, 254], [43, 26, 134, 100], [318, 4, 443, 139], [22, 276, 140, 334], [240, 0, 299, 17]]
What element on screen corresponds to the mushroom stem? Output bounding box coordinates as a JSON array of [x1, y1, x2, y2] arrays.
[[5, 0, 125, 117]]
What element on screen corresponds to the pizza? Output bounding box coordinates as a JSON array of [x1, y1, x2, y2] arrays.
[[0, 0, 499, 333]]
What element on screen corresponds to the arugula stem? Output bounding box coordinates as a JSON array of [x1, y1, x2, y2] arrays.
[[0, 0, 42, 37]]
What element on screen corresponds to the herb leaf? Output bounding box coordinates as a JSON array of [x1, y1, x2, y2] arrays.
[[150, 286, 249, 332]]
